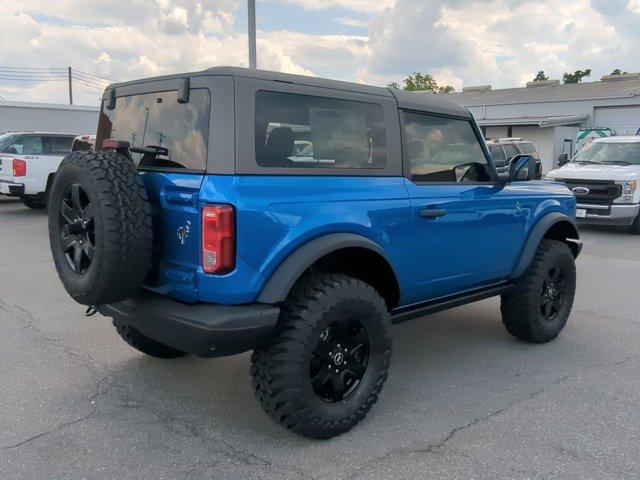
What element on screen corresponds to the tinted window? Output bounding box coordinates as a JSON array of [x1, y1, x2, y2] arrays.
[[489, 145, 507, 166], [502, 144, 518, 159], [8, 136, 44, 155], [403, 112, 491, 183], [45, 136, 74, 155], [255, 91, 387, 169], [517, 142, 539, 159], [98, 89, 210, 170]]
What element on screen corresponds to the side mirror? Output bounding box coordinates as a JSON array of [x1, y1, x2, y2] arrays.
[[557, 153, 569, 166], [509, 154, 536, 182]]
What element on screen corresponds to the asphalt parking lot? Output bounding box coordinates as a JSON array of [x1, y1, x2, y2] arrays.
[[1, 195, 639, 480]]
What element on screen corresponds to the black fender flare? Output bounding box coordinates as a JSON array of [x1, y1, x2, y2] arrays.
[[512, 212, 581, 279], [257, 233, 398, 304]]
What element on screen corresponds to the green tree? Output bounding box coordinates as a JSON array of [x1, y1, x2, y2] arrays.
[[388, 72, 455, 93], [533, 71, 549, 81], [563, 69, 591, 84], [611, 68, 628, 75]]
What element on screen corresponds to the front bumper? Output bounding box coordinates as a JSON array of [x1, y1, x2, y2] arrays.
[[98, 289, 281, 357], [576, 203, 640, 226], [0, 180, 25, 196]]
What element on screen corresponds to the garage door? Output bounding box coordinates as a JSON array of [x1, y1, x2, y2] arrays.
[[594, 106, 640, 135]]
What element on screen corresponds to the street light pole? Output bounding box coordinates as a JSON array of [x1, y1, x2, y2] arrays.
[[248, 0, 257, 69]]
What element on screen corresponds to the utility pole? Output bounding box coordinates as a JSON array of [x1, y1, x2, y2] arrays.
[[68, 66, 73, 105], [248, 0, 257, 69]]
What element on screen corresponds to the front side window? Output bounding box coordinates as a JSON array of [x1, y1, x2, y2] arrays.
[[255, 91, 387, 169], [403, 112, 491, 183], [98, 89, 211, 170], [7, 136, 44, 155]]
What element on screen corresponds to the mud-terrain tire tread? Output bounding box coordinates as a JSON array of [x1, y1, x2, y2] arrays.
[[113, 320, 186, 358], [501, 239, 576, 343], [251, 273, 392, 439], [48, 151, 153, 305]]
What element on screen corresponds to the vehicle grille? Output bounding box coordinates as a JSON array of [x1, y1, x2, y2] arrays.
[[561, 179, 622, 205]]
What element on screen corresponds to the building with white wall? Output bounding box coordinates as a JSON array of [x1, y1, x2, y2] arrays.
[[442, 73, 640, 173], [0, 100, 99, 136]]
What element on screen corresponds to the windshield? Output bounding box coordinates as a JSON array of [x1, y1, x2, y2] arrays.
[[0, 133, 18, 151], [572, 141, 640, 165]]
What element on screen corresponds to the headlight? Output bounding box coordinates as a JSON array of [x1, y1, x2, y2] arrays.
[[615, 180, 637, 203]]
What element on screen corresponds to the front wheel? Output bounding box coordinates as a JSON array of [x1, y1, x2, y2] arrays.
[[501, 239, 576, 343], [251, 273, 392, 439]]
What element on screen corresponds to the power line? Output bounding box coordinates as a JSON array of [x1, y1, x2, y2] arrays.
[[0, 66, 66, 72], [73, 68, 116, 82], [72, 72, 111, 85]]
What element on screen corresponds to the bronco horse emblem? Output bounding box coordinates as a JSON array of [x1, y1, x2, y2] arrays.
[[176, 221, 191, 245]]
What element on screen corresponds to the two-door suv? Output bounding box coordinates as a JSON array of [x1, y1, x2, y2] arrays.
[[47, 67, 582, 439]]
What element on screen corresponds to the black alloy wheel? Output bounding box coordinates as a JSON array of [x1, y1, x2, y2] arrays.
[[540, 265, 565, 321], [310, 319, 370, 402], [59, 183, 95, 274]]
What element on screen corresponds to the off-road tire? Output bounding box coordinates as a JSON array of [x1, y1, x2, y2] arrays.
[[48, 151, 153, 306], [113, 320, 186, 358], [501, 239, 576, 343], [251, 273, 392, 439], [22, 194, 48, 210], [629, 213, 640, 235]]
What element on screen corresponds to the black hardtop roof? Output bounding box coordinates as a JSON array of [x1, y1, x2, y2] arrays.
[[107, 66, 470, 118]]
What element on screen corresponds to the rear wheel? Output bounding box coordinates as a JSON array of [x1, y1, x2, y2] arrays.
[[251, 273, 392, 439], [501, 239, 576, 343], [113, 320, 186, 358]]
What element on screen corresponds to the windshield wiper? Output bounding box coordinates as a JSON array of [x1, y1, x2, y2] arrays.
[[573, 160, 599, 164], [602, 160, 631, 165]]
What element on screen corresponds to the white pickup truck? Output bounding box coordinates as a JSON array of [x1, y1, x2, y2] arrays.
[[0, 132, 92, 209], [545, 136, 640, 234]]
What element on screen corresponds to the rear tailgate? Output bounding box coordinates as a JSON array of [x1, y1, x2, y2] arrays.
[[141, 172, 204, 303]]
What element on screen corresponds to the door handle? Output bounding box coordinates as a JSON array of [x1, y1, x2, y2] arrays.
[[418, 208, 447, 219]]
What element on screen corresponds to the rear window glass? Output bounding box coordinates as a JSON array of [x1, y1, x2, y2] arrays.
[[489, 145, 507, 164], [502, 144, 518, 158], [45, 136, 74, 155], [517, 142, 538, 158], [98, 89, 210, 170], [255, 91, 387, 169]]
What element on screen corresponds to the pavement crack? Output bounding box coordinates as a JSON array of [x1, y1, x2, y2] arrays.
[[2, 410, 96, 450]]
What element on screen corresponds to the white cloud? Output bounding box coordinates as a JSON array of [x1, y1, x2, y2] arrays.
[[0, 0, 637, 106]]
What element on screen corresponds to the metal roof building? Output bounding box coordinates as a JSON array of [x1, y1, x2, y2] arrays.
[[0, 100, 99, 136], [441, 73, 640, 172]]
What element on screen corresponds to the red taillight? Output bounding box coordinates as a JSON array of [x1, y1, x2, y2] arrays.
[[201, 205, 236, 274], [12, 159, 26, 177]]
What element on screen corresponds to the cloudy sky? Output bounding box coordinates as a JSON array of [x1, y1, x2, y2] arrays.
[[1, 0, 638, 105]]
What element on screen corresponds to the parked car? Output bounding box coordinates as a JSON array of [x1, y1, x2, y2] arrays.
[[545, 136, 640, 234], [487, 138, 543, 179], [47, 67, 581, 439], [0, 132, 78, 209]]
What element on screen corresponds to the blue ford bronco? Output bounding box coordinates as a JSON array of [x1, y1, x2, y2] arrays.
[[47, 67, 582, 439]]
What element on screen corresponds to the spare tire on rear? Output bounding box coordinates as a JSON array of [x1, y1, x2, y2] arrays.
[[48, 151, 153, 306]]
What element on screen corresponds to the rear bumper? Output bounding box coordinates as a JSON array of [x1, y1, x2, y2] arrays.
[[98, 289, 281, 357], [577, 203, 639, 226], [0, 180, 25, 196]]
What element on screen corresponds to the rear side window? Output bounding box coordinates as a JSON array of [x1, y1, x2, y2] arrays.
[[517, 142, 539, 158], [502, 144, 518, 159], [489, 145, 507, 166], [402, 112, 490, 183], [8, 136, 44, 155], [255, 91, 387, 169], [45, 136, 74, 155], [98, 89, 211, 170]]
